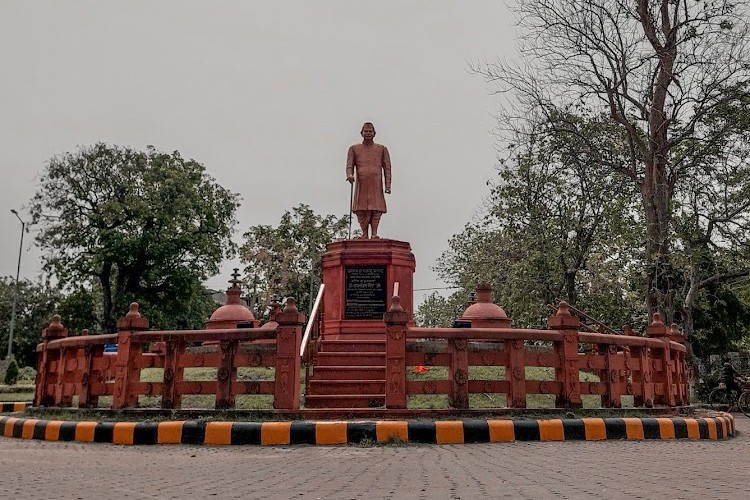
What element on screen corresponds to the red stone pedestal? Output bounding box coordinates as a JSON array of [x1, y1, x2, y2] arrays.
[[321, 239, 416, 339]]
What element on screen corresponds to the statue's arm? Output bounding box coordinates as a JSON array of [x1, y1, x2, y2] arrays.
[[346, 146, 355, 182], [383, 146, 392, 193]]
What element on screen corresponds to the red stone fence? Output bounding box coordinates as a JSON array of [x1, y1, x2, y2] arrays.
[[34, 302, 305, 410], [384, 300, 689, 409]]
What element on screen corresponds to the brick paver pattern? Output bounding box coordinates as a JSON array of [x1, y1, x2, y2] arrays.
[[1, 417, 748, 499]]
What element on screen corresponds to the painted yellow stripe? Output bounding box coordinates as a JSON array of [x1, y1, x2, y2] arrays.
[[538, 419, 564, 441], [375, 421, 408, 443], [113, 422, 137, 445], [706, 419, 718, 440], [435, 421, 464, 444], [21, 419, 38, 439], [205, 422, 233, 445], [685, 419, 700, 439], [315, 421, 347, 445], [656, 418, 675, 439], [582, 418, 606, 440], [3, 417, 18, 437], [261, 422, 292, 445], [75, 422, 97, 443], [487, 420, 514, 442], [722, 416, 730, 436], [45, 421, 63, 441], [623, 418, 644, 440], [157, 421, 185, 444], [13, 403, 26, 412]]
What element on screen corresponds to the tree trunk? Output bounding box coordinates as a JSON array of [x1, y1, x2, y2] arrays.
[[100, 262, 116, 333]]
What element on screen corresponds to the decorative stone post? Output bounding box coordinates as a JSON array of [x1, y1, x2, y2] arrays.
[[646, 312, 675, 407], [112, 303, 149, 409], [274, 298, 305, 410], [34, 315, 68, 407], [384, 295, 409, 409], [548, 302, 582, 408]]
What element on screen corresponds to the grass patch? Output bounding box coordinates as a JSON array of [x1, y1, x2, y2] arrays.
[[0, 392, 33, 402]]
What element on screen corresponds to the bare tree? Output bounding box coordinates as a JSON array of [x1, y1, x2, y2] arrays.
[[476, 0, 750, 321]]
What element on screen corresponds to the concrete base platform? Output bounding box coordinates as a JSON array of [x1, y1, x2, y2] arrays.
[[0, 403, 734, 446]]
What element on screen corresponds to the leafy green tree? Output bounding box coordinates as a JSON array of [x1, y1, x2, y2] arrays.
[[4, 358, 19, 385], [429, 116, 643, 328], [240, 204, 348, 316], [0, 277, 58, 367], [415, 292, 468, 328], [31, 143, 239, 332], [475, 0, 750, 322]]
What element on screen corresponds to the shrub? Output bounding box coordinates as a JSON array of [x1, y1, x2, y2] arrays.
[[4, 359, 19, 385], [17, 366, 37, 384]]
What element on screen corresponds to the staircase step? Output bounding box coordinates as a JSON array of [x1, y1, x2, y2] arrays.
[[304, 394, 385, 408], [312, 366, 386, 380], [315, 352, 386, 366], [319, 340, 386, 353], [307, 379, 385, 395]]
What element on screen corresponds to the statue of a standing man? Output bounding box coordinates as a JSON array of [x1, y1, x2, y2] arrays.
[[346, 122, 392, 239]]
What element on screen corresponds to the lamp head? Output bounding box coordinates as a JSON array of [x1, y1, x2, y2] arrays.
[[10, 209, 18, 215]]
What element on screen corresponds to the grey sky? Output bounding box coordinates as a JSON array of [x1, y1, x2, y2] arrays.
[[0, 1, 515, 305]]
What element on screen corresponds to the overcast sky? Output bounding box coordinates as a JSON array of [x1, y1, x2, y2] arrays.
[[0, 1, 516, 306]]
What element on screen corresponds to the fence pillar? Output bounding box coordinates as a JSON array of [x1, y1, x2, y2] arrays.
[[647, 313, 675, 406], [216, 340, 239, 409], [506, 338, 527, 408], [35, 315, 68, 407], [78, 343, 97, 408], [112, 303, 149, 409], [274, 298, 305, 410], [161, 339, 185, 409], [384, 296, 409, 409], [549, 302, 581, 408], [669, 324, 689, 405]]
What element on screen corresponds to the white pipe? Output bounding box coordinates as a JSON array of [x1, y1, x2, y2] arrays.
[[393, 281, 399, 297], [300, 284, 325, 357]]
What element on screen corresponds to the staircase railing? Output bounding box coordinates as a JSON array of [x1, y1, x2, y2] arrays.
[[302, 284, 324, 397], [301, 284, 325, 357]]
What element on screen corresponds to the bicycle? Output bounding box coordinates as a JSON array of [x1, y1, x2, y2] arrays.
[[709, 381, 750, 416]]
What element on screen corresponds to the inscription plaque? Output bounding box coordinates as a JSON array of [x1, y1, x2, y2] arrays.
[[345, 265, 387, 319]]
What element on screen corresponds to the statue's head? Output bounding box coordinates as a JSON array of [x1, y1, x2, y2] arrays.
[[361, 122, 376, 141]]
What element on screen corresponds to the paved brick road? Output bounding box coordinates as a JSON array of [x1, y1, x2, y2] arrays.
[[1, 417, 748, 500]]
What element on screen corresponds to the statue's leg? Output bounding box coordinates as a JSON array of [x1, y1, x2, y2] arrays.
[[355, 211, 370, 239], [370, 212, 383, 239]]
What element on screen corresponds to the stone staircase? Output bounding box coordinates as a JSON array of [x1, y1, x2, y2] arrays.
[[304, 338, 387, 408]]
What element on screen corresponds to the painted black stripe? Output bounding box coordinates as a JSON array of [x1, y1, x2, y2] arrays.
[[0, 403, 12, 412], [640, 418, 660, 439], [562, 419, 586, 440], [513, 420, 540, 441], [133, 423, 158, 445], [181, 421, 206, 445], [346, 422, 377, 444], [715, 418, 724, 439], [697, 418, 709, 439], [33, 421, 47, 440], [604, 418, 627, 440], [408, 421, 436, 444], [94, 422, 115, 443], [12, 419, 24, 438], [0, 417, 6, 429], [289, 421, 316, 445], [462, 420, 490, 443], [58, 422, 77, 441], [671, 418, 688, 439], [231, 422, 262, 445]]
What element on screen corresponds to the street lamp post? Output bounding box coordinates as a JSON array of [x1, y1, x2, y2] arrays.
[[7, 209, 25, 360]]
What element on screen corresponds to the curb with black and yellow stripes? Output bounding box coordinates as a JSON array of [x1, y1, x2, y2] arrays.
[[0, 410, 734, 446]]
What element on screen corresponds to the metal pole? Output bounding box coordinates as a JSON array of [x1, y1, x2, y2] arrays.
[[348, 181, 353, 239], [8, 210, 25, 360]]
